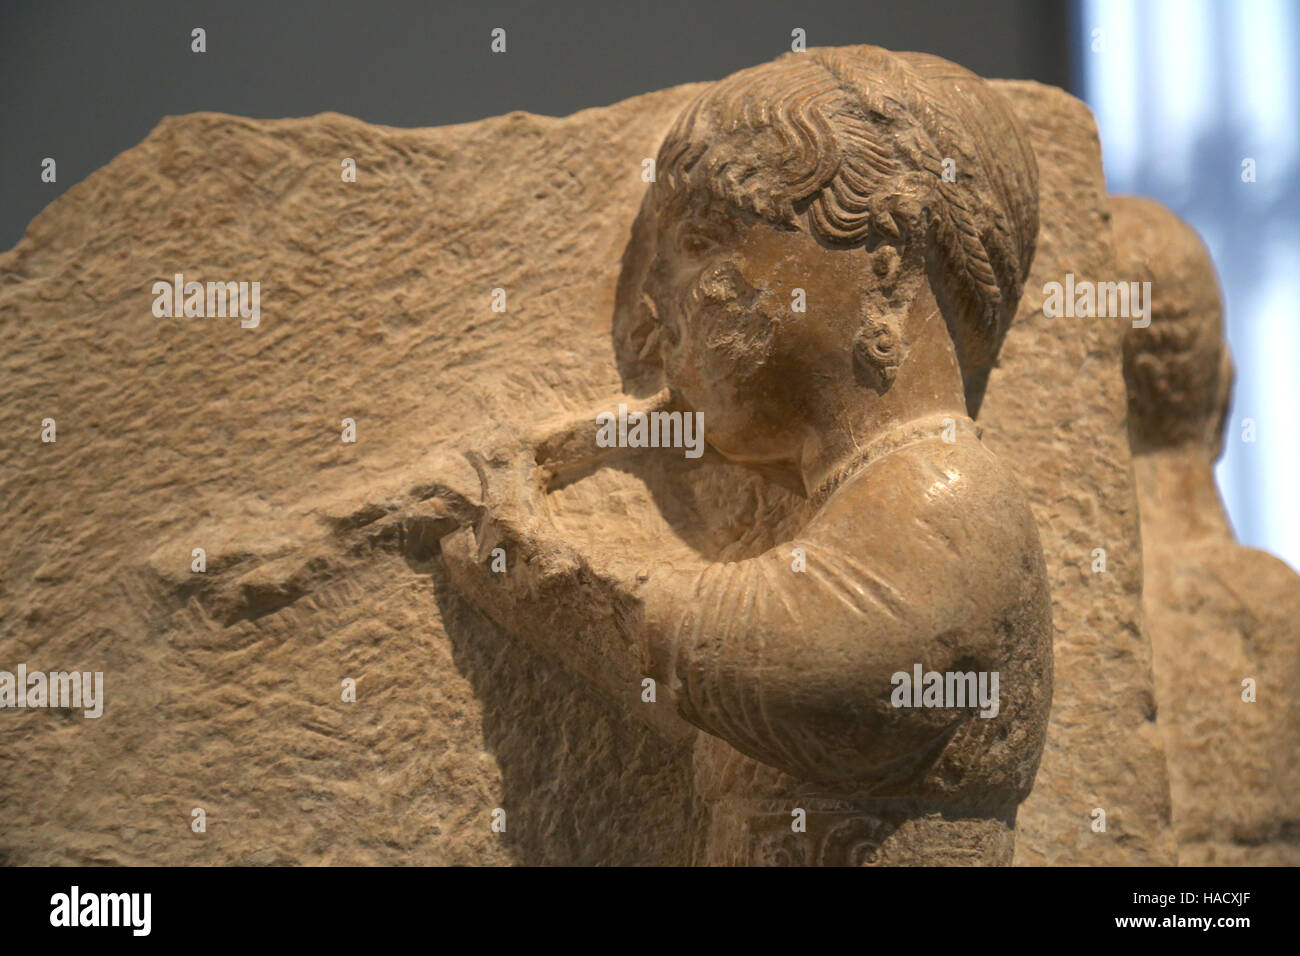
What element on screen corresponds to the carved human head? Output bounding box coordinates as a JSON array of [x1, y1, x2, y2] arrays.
[[618, 45, 1038, 465], [1112, 197, 1235, 458]]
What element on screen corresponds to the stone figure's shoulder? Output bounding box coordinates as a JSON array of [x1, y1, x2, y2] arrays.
[[1222, 542, 1300, 601], [812, 430, 1042, 570], [1179, 539, 1300, 631]]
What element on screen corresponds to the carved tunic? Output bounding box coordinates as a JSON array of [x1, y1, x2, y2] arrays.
[[644, 415, 1052, 805]]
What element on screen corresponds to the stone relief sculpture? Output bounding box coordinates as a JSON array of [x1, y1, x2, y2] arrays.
[[436, 46, 1053, 865], [1113, 197, 1300, 865], [0, 37, 1286, 868]]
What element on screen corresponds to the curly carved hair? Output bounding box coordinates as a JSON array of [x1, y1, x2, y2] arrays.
[[656, 45, 1039, 407], [1112, 196, 1234, 456]]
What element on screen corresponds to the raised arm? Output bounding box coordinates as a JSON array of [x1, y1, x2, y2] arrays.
[[441, 427, 1051, 795]]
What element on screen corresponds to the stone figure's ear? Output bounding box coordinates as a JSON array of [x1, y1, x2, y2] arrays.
[[852, 313, 905, 392]]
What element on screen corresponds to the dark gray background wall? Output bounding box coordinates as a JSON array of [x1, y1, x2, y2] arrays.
[[1, 0, 1072, 250]]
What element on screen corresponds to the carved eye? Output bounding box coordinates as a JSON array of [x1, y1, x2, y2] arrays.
[[675, 220, 722, 258]]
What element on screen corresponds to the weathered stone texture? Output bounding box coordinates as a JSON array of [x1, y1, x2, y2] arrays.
[[0, 79, 1174, 865]]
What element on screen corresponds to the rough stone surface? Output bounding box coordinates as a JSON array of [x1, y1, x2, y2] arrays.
[[1113, 196, 1300, 865], [0, 76, 1171, 865], [983, 85, 1175, 866], [0, 92, 707, 865]]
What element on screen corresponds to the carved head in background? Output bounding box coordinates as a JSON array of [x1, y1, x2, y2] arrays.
[[615, 45, 1039, 489], [1112, 197, 1236, 459]]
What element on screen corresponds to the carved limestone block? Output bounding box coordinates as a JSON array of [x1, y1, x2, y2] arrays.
[[1113, 196, 1300, 865]]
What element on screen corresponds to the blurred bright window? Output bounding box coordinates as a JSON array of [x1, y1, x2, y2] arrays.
[[1077, 0, 1300, 571]]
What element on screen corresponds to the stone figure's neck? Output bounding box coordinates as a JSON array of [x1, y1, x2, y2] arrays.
[[806, 411, 975, 506], [798, 317, 969, 499], [1132, 445, 1235, 545]]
